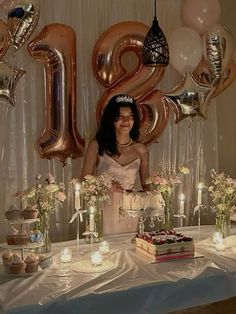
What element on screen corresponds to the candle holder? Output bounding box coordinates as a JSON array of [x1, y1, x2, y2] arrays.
[[60, 248, 72, 263], [213, 231, 225, 251], [193, 204, 206, 237], [173, 213, 187, 232], [99, 240, 110, 255], [91, 251, 103, 266]]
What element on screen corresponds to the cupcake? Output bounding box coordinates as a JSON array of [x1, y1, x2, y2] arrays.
[[6, 226, 19, 245], [24, 253, 39, 273], [22, 205, 38, 219], [4, 205, 21, 220], [14, 230, 30, 245], [30, 229, 43, 243], [2, 250, 13, 272], [9, 254, 25, 274]]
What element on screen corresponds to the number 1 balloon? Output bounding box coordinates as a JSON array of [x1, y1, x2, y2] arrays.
[[28, 23, 85, 164]]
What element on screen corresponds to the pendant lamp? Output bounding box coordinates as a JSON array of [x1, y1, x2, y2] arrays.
[[142, 0, 169, 66]]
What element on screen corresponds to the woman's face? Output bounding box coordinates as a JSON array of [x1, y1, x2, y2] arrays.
[[114, 106, 134, 135]]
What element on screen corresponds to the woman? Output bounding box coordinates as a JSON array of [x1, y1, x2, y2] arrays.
[[81, 94, 149, 234]]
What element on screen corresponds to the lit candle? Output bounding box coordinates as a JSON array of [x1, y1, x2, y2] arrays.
[[75, 183, 81, 210], [60, 248, 72, 263], [91, 251, 102, 266], [197, 182, 204, 205], [213, 231, 222, 244], [179, 193, 185, 214], [99, 240, 110, 254], [213, 232, 225, 251], [89, 206, 96, 232]]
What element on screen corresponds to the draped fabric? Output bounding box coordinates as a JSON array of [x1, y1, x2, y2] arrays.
[[0, 0, 235, 241]]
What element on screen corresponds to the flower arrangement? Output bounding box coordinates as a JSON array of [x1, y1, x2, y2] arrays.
[[15, 173, 66, 252], [209, 169, 236, 211], [80, 172, 113, 206], [209, 169, 236, 236], [146, 163, 190, 197], [17, 173, 66, 215], [146, 163, 190, 228]]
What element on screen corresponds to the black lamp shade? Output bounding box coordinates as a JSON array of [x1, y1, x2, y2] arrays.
[[142, 17, 169, 67]]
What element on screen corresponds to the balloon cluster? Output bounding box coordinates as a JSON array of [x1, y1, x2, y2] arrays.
[[0, 0, 85, 164], [167, 0, 236, 123], [0, 0, 38, 106]]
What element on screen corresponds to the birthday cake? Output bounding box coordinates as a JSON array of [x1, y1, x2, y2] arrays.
[[121, 191, 164, 211], [135, 230, 194, 262]]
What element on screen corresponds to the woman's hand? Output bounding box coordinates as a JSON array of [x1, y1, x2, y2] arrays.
[[111, 180, 123, 192]]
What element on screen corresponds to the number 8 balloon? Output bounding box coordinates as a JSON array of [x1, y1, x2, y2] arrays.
[[28, 23, 85, 165], [92, 21, 169, 144]]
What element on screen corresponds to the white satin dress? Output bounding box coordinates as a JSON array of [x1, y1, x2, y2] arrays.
[[97, 154, 140, 235]]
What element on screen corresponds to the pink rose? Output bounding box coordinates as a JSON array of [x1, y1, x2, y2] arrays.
[[57, 191, 66, 202]]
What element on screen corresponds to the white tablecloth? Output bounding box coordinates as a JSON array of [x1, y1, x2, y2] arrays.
[[1, 226, 236, 314]]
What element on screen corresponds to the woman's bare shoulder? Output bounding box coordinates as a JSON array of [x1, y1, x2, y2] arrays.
[[133, 142, 148, 155]]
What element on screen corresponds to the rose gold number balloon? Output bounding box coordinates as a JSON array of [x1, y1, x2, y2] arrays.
[[28, 23, 85, 165], [0, 19, 11, 58], [92, 21, 169, 144]]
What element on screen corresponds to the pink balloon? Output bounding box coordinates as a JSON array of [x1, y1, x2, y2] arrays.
[[169, 27, 202, 75], [182, 0, 221, 35]]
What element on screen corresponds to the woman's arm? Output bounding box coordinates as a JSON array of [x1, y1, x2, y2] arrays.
[[139, 144, 149, 191], [80, 139, 98, 179]]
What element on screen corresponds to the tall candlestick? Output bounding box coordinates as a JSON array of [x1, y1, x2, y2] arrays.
[[197, 182, 204, 205], [75, 183, 81, 210], [179, 193, 185, 214], [89, 206, 96, 232]]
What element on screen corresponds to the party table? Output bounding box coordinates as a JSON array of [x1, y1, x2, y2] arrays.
[[1, 225, 236, 314]]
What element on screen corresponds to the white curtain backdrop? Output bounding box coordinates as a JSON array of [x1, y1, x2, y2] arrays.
[[1, 0, 233, 242]]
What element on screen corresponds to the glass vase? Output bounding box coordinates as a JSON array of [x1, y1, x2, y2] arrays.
[[215, 210, 230, 238], [85, 201, 103, 243], [38, 212, 51, 253], [163, 196, 173, 230]]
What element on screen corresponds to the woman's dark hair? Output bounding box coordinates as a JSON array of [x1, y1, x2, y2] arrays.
[[96, 94, 140, 156]]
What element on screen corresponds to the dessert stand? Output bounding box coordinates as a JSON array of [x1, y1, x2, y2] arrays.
[[0, 218, 44, 275]]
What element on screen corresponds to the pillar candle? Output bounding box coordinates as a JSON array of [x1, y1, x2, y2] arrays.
[[179, 193, 185, 214], [197, 182, 204, 205], [75, 183, 81, 210]]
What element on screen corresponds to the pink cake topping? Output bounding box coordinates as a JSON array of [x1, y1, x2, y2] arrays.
[[2, 250, 13, 259], [8, 225, 18, 235], [25, 254, 38, 263], [5, 205, 19, 213], [136, 230, 193, 245], [11, 254, 23, 264]]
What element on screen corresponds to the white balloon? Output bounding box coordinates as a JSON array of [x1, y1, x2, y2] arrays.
[[169, 27, 203, 75], [182, 0, 221, 35]]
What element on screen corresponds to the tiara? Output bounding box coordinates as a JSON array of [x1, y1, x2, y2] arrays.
[[116, 95, 133, 103]]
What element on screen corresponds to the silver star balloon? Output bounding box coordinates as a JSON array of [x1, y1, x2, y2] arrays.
[[165, 72, 214, 123], [0, 60, 25, 107]]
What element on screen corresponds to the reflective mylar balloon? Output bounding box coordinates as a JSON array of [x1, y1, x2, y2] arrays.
[[165, 72, 213, 123], [193, 58, 236, 97], [139, 90, 170, 144], [28, 23, 85, 164], [0, 19, 11, 58], [203, 24, 234, 81], [7, 0, 40, 49], [92, 21, 166, 144], [0, 60, 25, 106]]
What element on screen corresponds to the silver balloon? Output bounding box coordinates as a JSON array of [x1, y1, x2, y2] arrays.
[[7, 0, 40, 49], [203, 24, 234, 82], [0, 60, 25, 106], [165, 72, 213, 123]]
